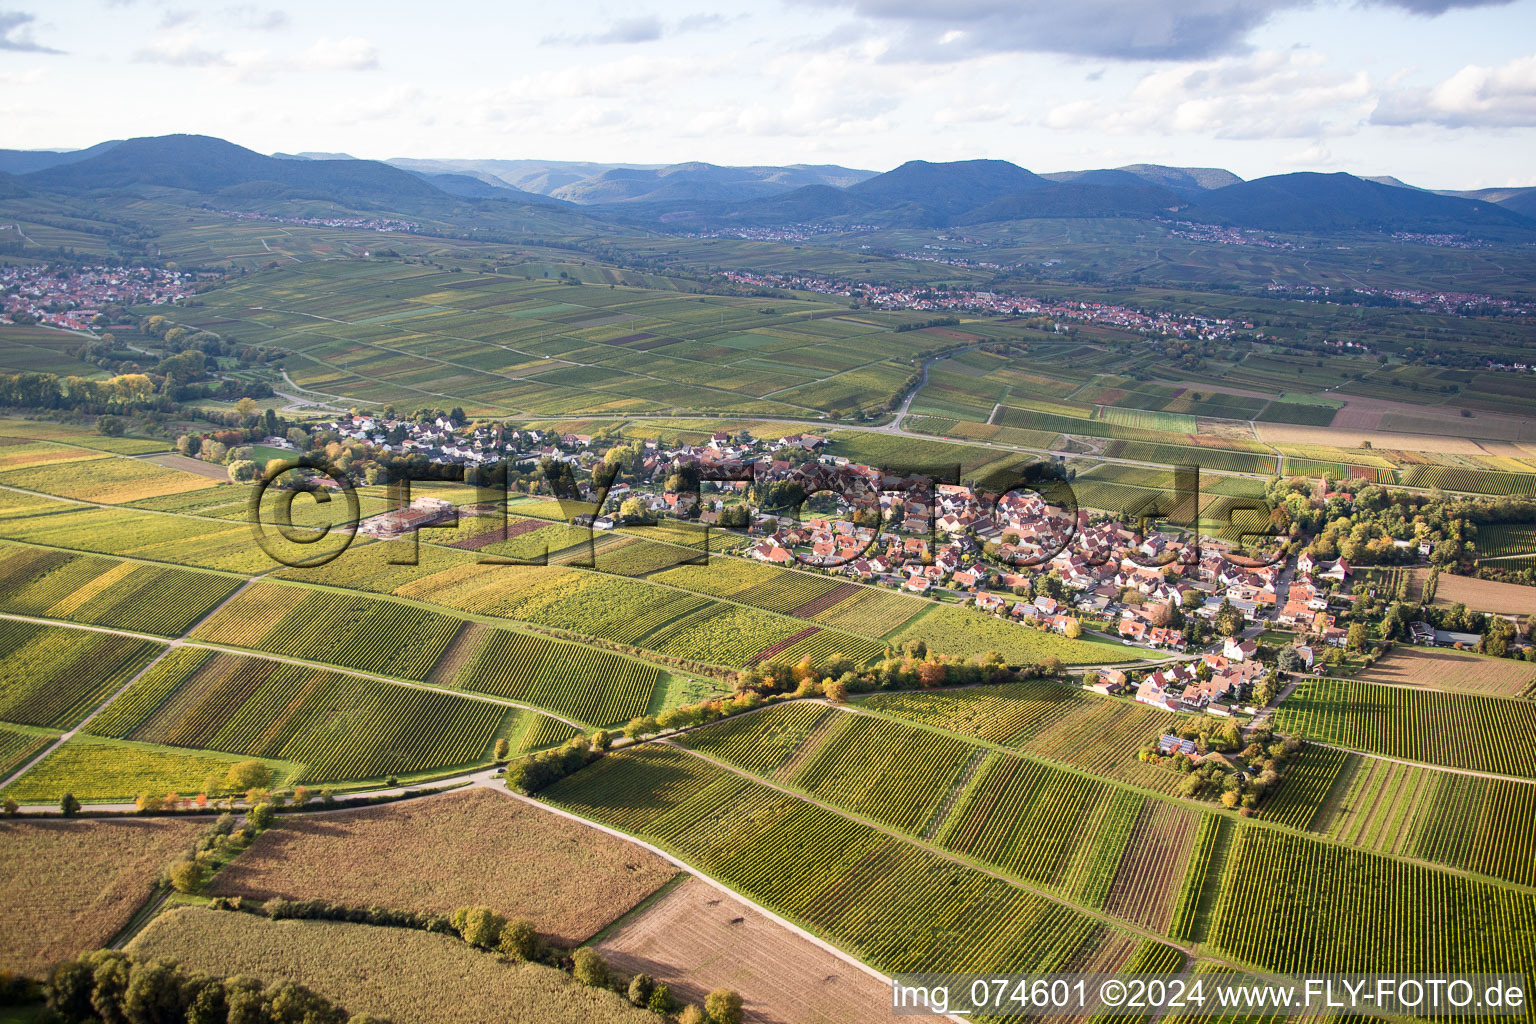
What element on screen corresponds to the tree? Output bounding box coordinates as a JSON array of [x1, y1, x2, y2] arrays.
[[706, 988, 744, 1024], [60, 792, 80, 816], [493, 738, 510, 761], [1346, 621, 1370, 653], [285, 427, 310, 451], [226, 459, 259, 484], [169, 859, 205, 894], [627, 973, 656, 1007], [224, 760, 271, 792], [248, 803, 275, 830], [2, 797, 15, 816], [572, 947, 608, 987], [823, 677, 848, 702], [233, 397, 260, 418], [678, 1006, 707, 1024], [1276, 644, 1303, 674], [648, 984, 674, 1015], [1063, 618, 1082, 639], [452, 906, 506, 949], [97, 415, 125, 437], [498, 919, 542, 962], [619, 496, 646, 523]]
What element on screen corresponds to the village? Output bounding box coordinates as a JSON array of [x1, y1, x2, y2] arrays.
[[306, 413, 1436, 726], [0, 263, 197, 332]]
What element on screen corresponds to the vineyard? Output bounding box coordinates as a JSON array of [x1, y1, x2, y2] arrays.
[[678, 702, 833, 777], [1209, 828, 1536, 978], [1278, 457, 1397, 485], [654, 558, 847, 615], [1168, 816, 1230, 943], [863, 682, 1184, 793], [0, 453, 222, 504], [0, 619, 162, 729], [1477, 523, 1536, 559], [809, 585, 925, 637], [0, 723, 51, 780], [1258, 743, 1350, 830], [517, 714, 583, 753], [451, 627, 659, 726], [87, 650, 509, 782], [1100, 441, 1274, 476], [0, 544, 242, 635], [1402, 464, 1536, 496], [938, 753, 1146, 902], [193, 583, 462, 680], [545, 746, 1173, 979], [1272, 677, 1536, 778]]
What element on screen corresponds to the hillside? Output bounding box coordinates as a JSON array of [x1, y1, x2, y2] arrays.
[[24, 135, 448, 206], [1185, 172, 1536, 238]]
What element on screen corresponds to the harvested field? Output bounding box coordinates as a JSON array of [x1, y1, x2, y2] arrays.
[[594, 876, 948, 1024], [131, 907, 656, 1024], [0, 816, 205, 976], [1359, 646, 1536, 698], [1416, 569, 1536, 617], [208, 787, 677, 945]]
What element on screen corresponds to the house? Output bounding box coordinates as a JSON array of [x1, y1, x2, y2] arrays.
[[1223, 638, 1258, 662], [1158, 734, 1197, 757]]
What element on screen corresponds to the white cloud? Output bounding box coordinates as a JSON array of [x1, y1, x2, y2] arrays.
[[133, 32, 378, 77], [1042, 51, 1374, 140], [1374, 53, 1536, 127]]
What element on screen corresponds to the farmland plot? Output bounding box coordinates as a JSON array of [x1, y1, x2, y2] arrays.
[[0, 619, 161, 729], [88, 649, 508, 782], [451, 626, 659, 726]]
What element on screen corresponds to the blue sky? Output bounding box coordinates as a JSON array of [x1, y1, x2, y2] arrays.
[[2, 0, 1534, 187]]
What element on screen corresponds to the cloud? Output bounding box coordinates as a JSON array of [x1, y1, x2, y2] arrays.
[[794, 0, 1515, 61], [224, 5, 289, 31], [543, 16, 665, 46], [542, 12, 736, 46], [1042, 50, 1374, 139], [132, 32, 378, 76], [1373, 54, 1536, 127], [1357, 0, 1513, 12], [0, 10, 62, 53]]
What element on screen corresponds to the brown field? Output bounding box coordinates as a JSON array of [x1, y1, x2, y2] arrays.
[[208, 787, 677, 945], [1416, 569, 1536, 617], [0, 816, 205, 976], [1358, 646, 1536, 697], [131, 907, 655, 1024], [141, 453, 239, 480], [594, 876, 948, 1024]]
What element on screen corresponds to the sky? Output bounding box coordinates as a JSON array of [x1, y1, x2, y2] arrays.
[[2, 0, 1535, 187]]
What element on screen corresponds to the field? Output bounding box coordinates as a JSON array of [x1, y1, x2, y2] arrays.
[[894, 605, 1138, 665], [451, 626, 660, 726], [1309, 755, 1536, 888], [1417, 569, 1536, 616], [0, 619, 161, 729], [686, 704, 976, 834], [1272, 676, 1536, 778], [594, 875, 948, 1024], [209, 788, 678, 945], [546, 745, 1172, 979], [0, 816, 206, 976], [85, 648, 510, 782], [0, 543, 243, 635], [1357, 646, 1536, 697], [130, 908, 658, 1024], [1402, 464, 1536, 496], [0, 723, 51, 780], [861, 683, 1186, 794], [192, 582, 462, 680], [0, 734, 298, 804], [0, 452, 222, 503], [1258, 743, 1351, 831], [1209, 827, 1536, 977]]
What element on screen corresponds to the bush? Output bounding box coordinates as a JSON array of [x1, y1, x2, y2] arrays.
[[223, 760, 270, 792], [248, 802, 275, 830], [706, 988, 744, 1024], [451, 905, 505, 949], [648, 982, 674, 1015], [498, 919, 543, 962], [60, 793, 80, 816], [571, 947, 608, 988], [168, 859, 205, 895]]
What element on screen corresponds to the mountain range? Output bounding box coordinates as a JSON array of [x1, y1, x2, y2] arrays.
[[2, 134, 1534, 239]]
